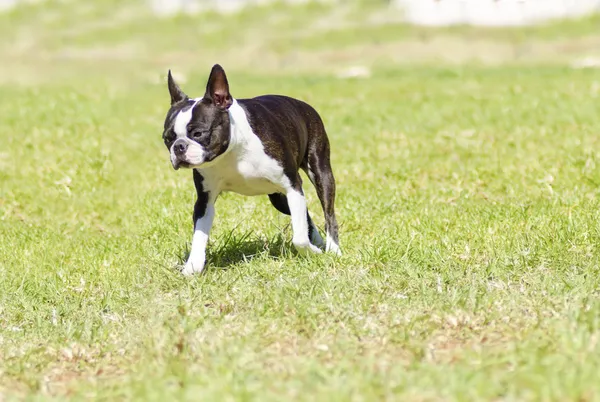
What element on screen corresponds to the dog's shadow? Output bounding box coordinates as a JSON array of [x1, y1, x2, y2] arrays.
[[177, 230, 290, 271]]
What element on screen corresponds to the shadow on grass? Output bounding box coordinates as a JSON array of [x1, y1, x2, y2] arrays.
[[177, 230, 291, 271]]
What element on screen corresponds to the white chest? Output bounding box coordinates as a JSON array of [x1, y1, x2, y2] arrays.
[[198, 142, 286, 197], [194, 99, 290, 197]]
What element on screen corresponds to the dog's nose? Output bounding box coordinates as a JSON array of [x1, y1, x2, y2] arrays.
[[173, 142, 187, 155]]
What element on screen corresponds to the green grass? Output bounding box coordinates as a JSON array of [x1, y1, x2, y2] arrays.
[[2, 1, 600, 400]]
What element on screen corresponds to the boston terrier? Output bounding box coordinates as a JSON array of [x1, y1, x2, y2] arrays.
[[162, 64, 341, 275]]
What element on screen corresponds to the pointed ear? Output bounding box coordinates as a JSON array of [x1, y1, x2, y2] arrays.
[[167, 70, 187, 105], [204, 64, 233, 110]]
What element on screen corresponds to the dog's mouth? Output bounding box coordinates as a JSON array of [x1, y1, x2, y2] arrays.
[[171, 159, 192, 170]]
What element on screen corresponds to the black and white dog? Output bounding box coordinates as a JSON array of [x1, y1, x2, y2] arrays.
[[162, 64, 340, 275]]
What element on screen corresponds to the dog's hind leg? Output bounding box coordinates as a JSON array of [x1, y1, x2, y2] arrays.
[[304, 135, 341, 256], [268, 193, 325, 248]]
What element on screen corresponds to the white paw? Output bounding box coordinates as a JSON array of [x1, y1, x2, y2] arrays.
[[293, 239, 323, 255], [181, 258, 205, 276], [326, 235, 342, 256], [326, 246, 342, 256]]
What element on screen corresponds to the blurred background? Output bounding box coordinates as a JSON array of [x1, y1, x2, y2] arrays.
[[147, 0, 600, 25], [0, 0, 599, 88]]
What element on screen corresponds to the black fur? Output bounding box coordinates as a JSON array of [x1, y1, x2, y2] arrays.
[[192, 170, 209, 224]]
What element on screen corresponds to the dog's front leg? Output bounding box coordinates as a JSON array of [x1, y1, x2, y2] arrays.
[[182, 170, 216, 276], [182, 203, 215, 275]]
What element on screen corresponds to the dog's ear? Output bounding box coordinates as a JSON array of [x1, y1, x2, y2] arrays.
[[204, 64, 233, 110], [168, 70, 187, 105]]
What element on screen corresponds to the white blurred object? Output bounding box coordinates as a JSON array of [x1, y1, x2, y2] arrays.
[[149, 0, 321, 16], [571, 56, 600, 68], [0, 0, 17, 12], [337, 66, 371, 79], [2, 0, 599, 25], [394, 0, 600, 26], [149, 0, 197, 16], [0, 0, 47, 12]]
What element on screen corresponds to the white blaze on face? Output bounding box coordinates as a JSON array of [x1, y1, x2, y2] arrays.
[[173, 98, 201, 138], [170, 98, 206, 166]]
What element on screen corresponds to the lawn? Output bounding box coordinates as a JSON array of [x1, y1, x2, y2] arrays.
[[2, 1, 600, 400]]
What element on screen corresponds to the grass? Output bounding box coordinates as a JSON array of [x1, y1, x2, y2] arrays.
[[2, 1, 600, 400]]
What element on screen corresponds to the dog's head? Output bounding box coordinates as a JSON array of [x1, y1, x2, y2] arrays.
[[162, 64, 233, 170]]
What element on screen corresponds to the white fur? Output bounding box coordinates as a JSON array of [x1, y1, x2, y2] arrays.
[[173, 98, 202, 138], [326, 232, 341, 256], [287, 189, 322, 255], [182, 204, 215, 276], [197, 99, 289, 196], [170, 137, 206, 167]]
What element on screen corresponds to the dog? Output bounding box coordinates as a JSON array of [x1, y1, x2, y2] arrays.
[[162, 64, 341, 275]]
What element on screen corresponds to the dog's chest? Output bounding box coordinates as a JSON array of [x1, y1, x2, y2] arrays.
[[200, 145, 285, 196]]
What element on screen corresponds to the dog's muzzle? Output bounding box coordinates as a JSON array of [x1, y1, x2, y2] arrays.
[[170, 138, 204, 170]]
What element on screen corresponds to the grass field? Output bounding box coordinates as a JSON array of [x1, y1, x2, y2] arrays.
[[2, 1, 600, 400]]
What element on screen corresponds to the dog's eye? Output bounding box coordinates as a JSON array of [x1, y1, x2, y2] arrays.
[[191, 130, 208, 140]]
